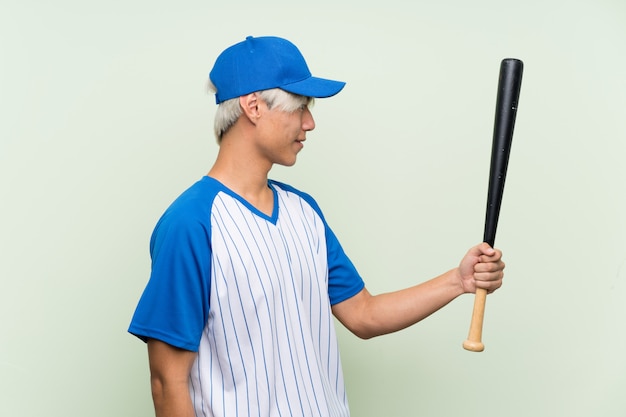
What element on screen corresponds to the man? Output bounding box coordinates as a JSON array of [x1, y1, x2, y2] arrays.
[[129, 35, 505, 417]]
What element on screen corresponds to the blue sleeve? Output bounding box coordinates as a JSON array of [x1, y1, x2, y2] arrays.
[[128, 206, 212, 352], [325, 226, 365, 305]]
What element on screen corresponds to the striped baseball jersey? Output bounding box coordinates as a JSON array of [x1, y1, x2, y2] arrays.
[[129, 176, 364, 417]]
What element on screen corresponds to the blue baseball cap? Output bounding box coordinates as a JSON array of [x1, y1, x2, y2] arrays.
[[209, 36, 346, 104]]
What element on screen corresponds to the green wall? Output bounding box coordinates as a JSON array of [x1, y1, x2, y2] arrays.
[[1, 1, 625, 416]]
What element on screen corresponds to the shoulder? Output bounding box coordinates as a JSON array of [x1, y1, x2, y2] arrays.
[[151, 177, 225, 242], [169, 176, 223, 210], [160, 177, 224, 221]]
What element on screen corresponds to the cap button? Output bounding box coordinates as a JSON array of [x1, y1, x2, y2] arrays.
[[245, 36, 255, 52]]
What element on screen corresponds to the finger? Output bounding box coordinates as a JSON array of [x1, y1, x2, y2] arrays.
[[474, 269, 504, 282], [474, 260, 505, 273], [466, 242, 495, 260], [474, 273, 503, 292], [478, 248, 502, 263], [477, 242, 496, 256]]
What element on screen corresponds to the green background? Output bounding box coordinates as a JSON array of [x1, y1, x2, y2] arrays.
[[2, 1, 625, 416]]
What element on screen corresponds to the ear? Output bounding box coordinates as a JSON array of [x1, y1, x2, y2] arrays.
[[239, 93, 261, 124]]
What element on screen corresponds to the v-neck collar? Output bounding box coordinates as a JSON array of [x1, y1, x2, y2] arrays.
[[204, 176, 279, 224]]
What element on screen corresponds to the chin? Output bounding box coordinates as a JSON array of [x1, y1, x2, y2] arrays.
[[273, 150, 300, 167], [278, 159, 298, 167]]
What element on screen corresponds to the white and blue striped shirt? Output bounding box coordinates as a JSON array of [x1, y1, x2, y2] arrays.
[[130, 177, 364, 417]]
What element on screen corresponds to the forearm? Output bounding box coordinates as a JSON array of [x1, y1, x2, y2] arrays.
[[333, 243, 504, 340], [147, 339, 197, 417], [151, 377, 195, 417], [371, 268, 464, 334], [334, 268, 465, 339]]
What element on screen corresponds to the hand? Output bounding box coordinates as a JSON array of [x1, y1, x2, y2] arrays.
[[457, 242, 505, 294]]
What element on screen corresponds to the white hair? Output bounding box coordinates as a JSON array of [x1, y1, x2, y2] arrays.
[[207, 81, 313, 143]]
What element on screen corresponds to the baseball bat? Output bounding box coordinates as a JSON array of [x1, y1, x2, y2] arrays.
[[463, 58, 523, 352]]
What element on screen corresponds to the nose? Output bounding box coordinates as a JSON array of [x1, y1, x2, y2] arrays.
[[302, 107, 315, 132]]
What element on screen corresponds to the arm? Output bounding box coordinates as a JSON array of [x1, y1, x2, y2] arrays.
[[147, 339, 198, 417], [332, 242, 504, 339]]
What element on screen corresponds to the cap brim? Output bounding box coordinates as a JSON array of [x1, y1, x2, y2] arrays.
[[280, 76, 346, 98]]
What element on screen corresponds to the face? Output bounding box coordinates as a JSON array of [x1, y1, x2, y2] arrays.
[[255, 99, 316, 167]]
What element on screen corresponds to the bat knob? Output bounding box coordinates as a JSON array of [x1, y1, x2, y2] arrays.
[[462, 340, 485, 352]]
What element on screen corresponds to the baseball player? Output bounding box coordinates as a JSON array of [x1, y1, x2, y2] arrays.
[[129, 35, 505, 417]]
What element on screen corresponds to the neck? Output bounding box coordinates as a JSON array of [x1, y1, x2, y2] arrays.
[[207, 139, 275, 215]]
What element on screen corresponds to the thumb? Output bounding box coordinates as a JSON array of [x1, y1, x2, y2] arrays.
[[473, 242, 496, 257]]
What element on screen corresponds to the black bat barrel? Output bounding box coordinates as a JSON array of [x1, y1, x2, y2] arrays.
[[484, 59, 524, 247]]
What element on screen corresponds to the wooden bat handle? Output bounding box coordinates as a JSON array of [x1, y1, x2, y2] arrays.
[[462, 288, 487, 352]]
